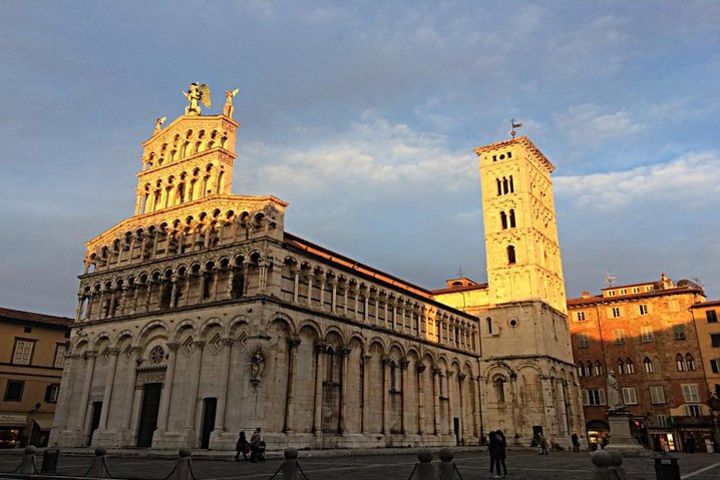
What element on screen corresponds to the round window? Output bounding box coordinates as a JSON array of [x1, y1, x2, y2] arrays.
[[509, 319, 519, 328], [149, 346, 165, 364]]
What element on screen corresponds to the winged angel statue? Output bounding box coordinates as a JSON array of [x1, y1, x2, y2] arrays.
[[183, 82, 211, 115]]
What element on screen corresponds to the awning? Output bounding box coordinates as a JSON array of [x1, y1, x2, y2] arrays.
[[0, 414, 27, 427]]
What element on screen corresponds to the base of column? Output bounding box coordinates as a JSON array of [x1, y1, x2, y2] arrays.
[[152, 429, 194, 450], [209, 429, 238, 450], [48, 428, 87, 448], [91, 429, 123, 448]]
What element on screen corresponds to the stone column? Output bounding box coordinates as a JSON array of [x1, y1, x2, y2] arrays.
[[183, 275, 192, 306], [331, 283, 337, 312], [98, 348, 120, 430], [170, 279, 178, 307], [343, 287, 348, 316], [338, 347, 350, 433], [144, 282, 153, 312], [185, 341, 205, 434], [312, 344, 326, 435], [212, 269, 221, 300], [432, 369, 441, 435], [399, 359, 408, 435], [75, 295, 84, 321], [319, 278, 326, 310], [293, 270, 300, 303], [123, 349, 140, 438], [446, 372, 454, 436], [382, 357, 391, 435], [417, 363, 426, 435], [225, 268, 235, 299], [472, 376, 480, 438], [78, 351, 97, 430], [156, 342, 180, 432], [214, 339, 234, 432], [458, 373, 466, 444], [283, 336, 301, 433], [306, 275, 313, 306], [361, 354, 371, 434]]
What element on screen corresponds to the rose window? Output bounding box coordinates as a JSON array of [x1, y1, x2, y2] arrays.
[[149, 346, 165, 365]]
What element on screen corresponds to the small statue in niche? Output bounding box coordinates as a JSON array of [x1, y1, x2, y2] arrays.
[[249, 346, 265, 386]]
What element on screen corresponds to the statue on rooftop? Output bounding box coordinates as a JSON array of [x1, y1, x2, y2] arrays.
[[182, 82, 211, 115], [224, 88, 239, 118]]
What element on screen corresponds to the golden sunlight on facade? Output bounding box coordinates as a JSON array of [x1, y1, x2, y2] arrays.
[[49, 85, 582, 451]]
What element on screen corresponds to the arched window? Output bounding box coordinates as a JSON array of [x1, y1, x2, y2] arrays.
[[644, 357, 655, 374], [509, 175, 514, 193], [686, 354, 695, 371], [626, 358, 635, 374], [507, 245, 516, 264], [502, 177, 509, 194], [500, 211, 508, 229], [496, 179, 502, 196], [594, 361, 603, 376], [617, 359, 625, 375], [577, 362, 585, 377], [509, 209, 516, 228], [494, 377, 506, 402], [585, 361, 593, 377], [676, 354, 685, 372]]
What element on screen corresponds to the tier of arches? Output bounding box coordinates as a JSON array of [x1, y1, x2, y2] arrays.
[[142, 128, 229, 171], [281, 256, 478, 353], [85, 206, 278, 274], [56, 313, 481, 448], [137, 163, 228, 214], [77, 252, 268, 322]]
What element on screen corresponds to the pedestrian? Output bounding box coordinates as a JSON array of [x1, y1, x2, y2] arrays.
[[538, 433, 549, 455], [488, 430, 497, 476], [234, 431, 249, 461], [571, 432, 580, 452], [249, 427, 263, 463], [493, 430, 508, 478], [600, 436, 609, 450]]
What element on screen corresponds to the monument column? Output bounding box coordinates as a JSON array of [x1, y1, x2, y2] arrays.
[[312, 344, 326, 435], [432, 369, 441, 435], [447, 372, 454, 435], [338, 347, 351, 433], [399, 359, 409, 435], [417, 363, 426, 435], [361, 354, 371, 434], [185, 341, 205, 434], [156, 342, 179, 432], [213, 338, 234, 432], [283, 336, 301, 433], [458, 373, 466, 444], [78, 351, 97, 430], [98, 348, 120, 430], [382, 357, 391, 435]]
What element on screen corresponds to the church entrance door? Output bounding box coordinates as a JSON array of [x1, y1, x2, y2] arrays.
[[137, 383, 161, 447], [87, 401, 102, 446], [200, 398, 217, 449]]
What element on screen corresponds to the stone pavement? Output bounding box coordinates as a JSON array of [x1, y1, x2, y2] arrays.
[[1, 449, 720, 479]]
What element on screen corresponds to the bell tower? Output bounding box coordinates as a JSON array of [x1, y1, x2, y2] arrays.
[[476, 136, 567, 314]]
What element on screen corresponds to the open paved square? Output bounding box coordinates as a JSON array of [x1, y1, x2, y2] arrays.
[[2, 449, 720, 480]]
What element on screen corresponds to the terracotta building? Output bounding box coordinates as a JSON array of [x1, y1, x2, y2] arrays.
[[0, 307, 72, 447], [567, 274, 714, 452], [691, 300, 720, 399]]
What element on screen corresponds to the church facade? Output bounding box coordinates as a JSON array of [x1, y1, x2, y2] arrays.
[[49, 86, 583, 450]]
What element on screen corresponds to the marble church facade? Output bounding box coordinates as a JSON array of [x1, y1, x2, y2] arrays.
[[49, 86, 583, 450]]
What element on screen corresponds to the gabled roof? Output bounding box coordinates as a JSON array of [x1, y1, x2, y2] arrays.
[[0, 307, 73, 328]]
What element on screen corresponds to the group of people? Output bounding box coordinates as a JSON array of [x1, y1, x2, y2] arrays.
[[234, 428, 265, 463], [487, 430, 508, 478]]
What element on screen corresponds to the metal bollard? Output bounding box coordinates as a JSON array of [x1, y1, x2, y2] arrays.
[[18, 446, 37, 474], [280, 448, 299, 480], [166, 448, 194, 480], [87, 446, 112, 478], [415, 450, 436, 480], [437, 448, 455, 480]]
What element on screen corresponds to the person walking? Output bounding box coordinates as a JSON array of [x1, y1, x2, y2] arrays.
[[571, 433, 580, 452], [538, 433, 549, 455], [493, 430, 508, 478], [249, 428, 263, 463], [234, 431, 249, 461], [488, 430, 497, 476]]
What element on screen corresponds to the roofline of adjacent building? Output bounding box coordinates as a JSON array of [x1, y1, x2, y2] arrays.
[[0, 307, 73, 329], [568, 285, 705, 308], [690, 299, 720, 309]]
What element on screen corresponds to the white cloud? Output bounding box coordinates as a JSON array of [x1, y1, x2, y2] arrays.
[[555, 151, 720, 209], [239, 115, 476, 198], [555, 103, 644, 146]]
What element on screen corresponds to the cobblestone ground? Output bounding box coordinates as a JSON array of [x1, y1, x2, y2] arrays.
[[1, 450, 720, 479]]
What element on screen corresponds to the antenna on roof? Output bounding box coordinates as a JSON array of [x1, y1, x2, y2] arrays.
[[457, 266, 464, 278], [605, 271, 616, 288], [510, 118, 523, 139]]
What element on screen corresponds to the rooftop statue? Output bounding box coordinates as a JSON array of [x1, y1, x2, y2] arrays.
[[224, 88, 239, 119], [182, 82, 211, 115]]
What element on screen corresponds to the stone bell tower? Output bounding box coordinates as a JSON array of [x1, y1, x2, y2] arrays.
[[476, 136, 567, 314]]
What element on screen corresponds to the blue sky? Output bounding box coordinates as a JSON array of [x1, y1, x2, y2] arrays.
[[1, 1, 719, 316]]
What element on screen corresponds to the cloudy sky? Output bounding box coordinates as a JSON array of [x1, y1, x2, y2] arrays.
[[1, 1, 719, 317]]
